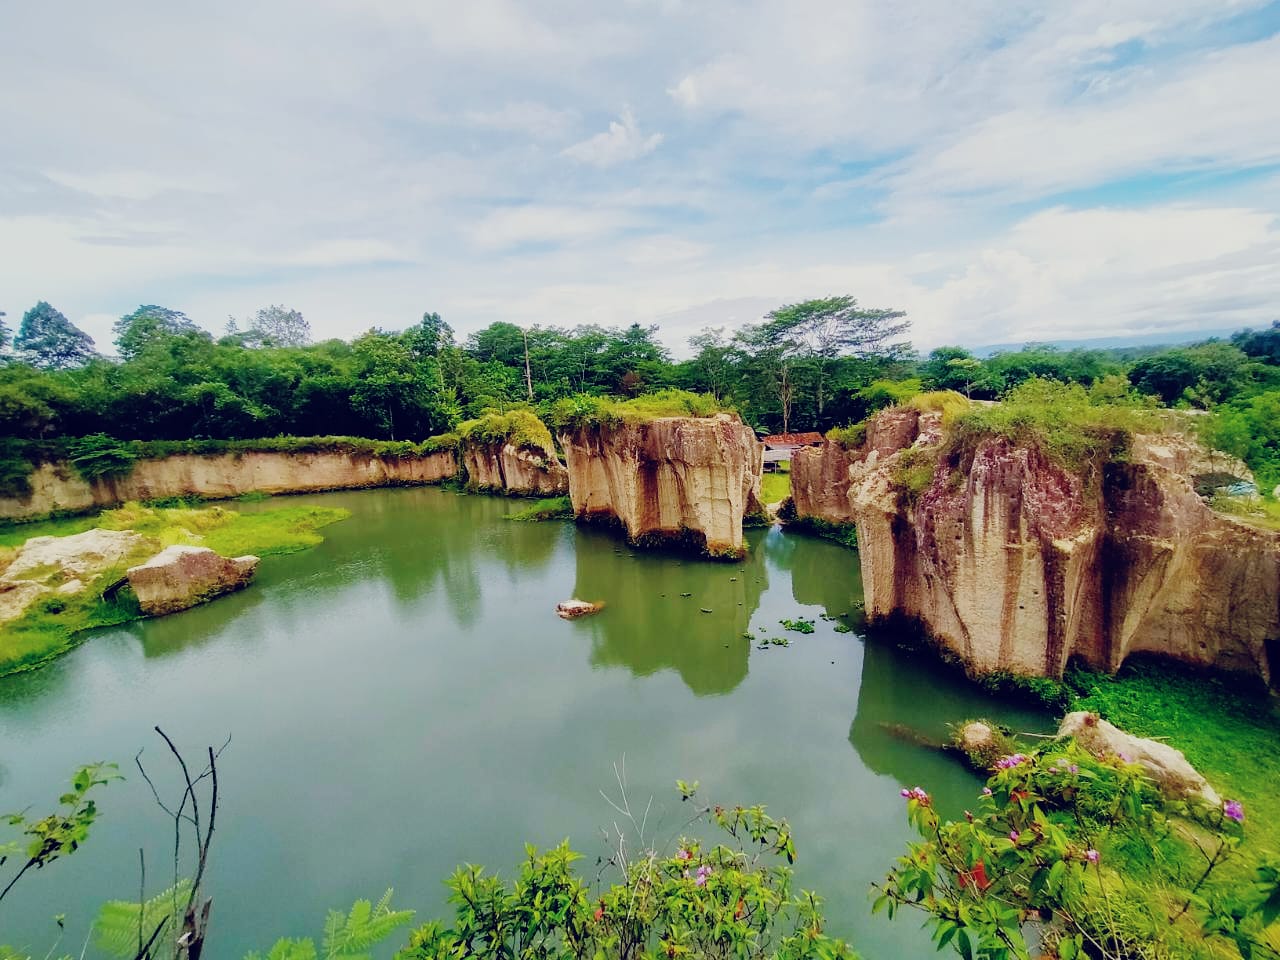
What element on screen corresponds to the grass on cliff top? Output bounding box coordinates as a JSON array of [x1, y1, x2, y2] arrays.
[[0, 502, 348, 676], [548, 389, 729, 432], [456, 408, 556, 456], [946, 377, 1166, 469]]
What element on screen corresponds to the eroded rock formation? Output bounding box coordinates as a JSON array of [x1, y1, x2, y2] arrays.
[[0, 450, 460, 520], [792, 408, 1280, 682], [559, 413, 764, 558], [462, 442, 568, 496], [126, 545, 260, 615]]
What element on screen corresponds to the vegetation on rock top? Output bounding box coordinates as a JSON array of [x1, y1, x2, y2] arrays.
[[548, 388, 730, 432], [455, 408, 556, 456]]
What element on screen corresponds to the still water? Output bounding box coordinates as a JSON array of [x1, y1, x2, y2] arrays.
[[0, 487, 1048, 958]]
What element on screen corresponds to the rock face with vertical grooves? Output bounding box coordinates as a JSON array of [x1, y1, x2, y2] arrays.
[[791, 407, 1280, 682], [461, 442, 568, 496], [0, 450, 460, 520], [558, 413, 764, 559]]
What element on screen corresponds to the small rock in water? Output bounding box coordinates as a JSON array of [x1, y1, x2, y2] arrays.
[[556, 599, 605, 619], [680, 592, 692, 598], [700, 607, 713, 613]]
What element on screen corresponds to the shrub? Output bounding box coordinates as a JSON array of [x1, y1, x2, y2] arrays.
[[457, 409, 555, 456], [826, 422, 867, 450], [889, 447, 938, 507], [67, 434, 137, 482], [398, 791, 858, 960], [876, 743, 1264, 960]]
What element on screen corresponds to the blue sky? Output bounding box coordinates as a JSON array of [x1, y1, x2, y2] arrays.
[[2, 0, 1279, 355]]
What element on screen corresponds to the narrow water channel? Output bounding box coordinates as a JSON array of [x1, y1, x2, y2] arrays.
[[0, 487, 1049, 958]]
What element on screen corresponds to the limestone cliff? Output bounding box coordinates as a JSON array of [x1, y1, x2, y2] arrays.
[[0, 449, 459, 520], [558, 413, 763, 558], [792, 408, 1280, 682], [461, 442, 568, 496]]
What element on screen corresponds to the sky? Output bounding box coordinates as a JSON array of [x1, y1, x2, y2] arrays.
[[2, 0, 1279, 357]]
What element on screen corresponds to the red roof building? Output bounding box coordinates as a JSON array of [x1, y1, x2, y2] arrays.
[[760, 432, 824, 448]]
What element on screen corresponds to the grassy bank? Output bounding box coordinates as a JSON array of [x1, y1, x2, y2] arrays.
[[760, 462, 791, 504], [0, 501, 348, 676]]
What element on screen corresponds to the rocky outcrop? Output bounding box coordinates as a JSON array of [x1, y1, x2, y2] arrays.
[[1058, 711, 1220, 804], [462, 442, 568, 496], [558, 413, 763, 558], [126, 545, 259, 615], [556, 599, 604, 619], [0, 528, 153, 623], [0, 449, 460, 520], [792, 408, 1280, 682]]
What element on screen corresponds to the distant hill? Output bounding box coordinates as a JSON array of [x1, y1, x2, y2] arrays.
[[972, 328, 1245, 357]]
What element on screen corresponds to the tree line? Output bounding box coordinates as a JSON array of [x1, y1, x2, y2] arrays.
[[1, 298, 1278, 487]]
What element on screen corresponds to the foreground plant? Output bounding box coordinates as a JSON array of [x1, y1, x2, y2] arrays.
[[874, 742, 1277, 959], [398, 780, 857, 960]]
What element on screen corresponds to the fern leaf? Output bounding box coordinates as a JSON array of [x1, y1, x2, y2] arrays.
[[320, 890, 414, 960], [92, 880, 192, 959]]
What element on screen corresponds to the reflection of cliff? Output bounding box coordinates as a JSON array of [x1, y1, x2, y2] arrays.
[[762, 528, 864, 616], [243, 488, 560, 630], [570, 528, 768, 695], [848, 637, 1050, 804]]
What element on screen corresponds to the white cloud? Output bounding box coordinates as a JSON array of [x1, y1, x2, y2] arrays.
[[463, 102, 576, 140], [562, 108, 664, 167], [281, 239, 415, 268], [466, 205, 635, 251]]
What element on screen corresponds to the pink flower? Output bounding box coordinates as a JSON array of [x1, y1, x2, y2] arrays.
[[1009, 830, 1020, 844], [695, 865, 713, 887], [1085, 849, 1100, 864], [982, 787, 993, 797], [994, 754, 1028, 770], [1224, 800, 1245, 823], [677, 848, 694, 861]]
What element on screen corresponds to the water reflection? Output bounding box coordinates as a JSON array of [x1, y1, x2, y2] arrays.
[[240, 488, 564, 630], [571, 528, 769, 696], [848, 634, 1052, 815]]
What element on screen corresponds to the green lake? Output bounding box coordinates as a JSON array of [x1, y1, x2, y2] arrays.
[[0, 487, 1050, 958]]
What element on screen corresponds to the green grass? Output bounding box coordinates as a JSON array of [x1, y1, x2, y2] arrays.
[[505, 496, 573, 521], [1210, 494, 1280, 531], [0, 502, 349, 676], [760, 464, 791, 504], [1068, 658, 1280, 874], [548, 389, 729, 432]]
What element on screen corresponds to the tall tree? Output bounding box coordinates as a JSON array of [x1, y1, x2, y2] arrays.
[[112, 304, 202, 360], [14, 301, 96, 370], [247, 304, 311, 347], [762, 296, 909, 420], [687, 327, 735, 400], [0, 310, 9, 357]]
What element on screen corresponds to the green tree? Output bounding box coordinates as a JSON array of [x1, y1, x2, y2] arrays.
[[13, 301, 96, 370], [763, 296, 909, 422], [247, 305, 311, 348], [112, 305, 203, 360]]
